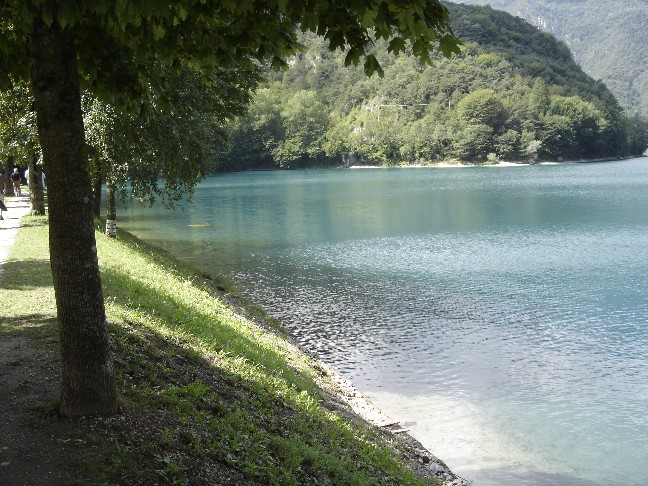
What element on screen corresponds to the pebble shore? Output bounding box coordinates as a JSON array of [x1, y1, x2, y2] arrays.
[[318, 360, 470, 486]]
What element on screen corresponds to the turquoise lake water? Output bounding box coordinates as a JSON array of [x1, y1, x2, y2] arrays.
[[119, 158, 648, 485]]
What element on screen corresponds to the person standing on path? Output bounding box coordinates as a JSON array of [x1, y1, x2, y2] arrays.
[[0, 178, 6, 220], [10, 168, 22, 197]]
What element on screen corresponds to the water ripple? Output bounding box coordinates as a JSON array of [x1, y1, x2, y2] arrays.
[[121, 159, 648, 486]]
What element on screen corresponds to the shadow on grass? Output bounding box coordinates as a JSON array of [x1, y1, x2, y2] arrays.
[[106, 300, 399, 486], [0, 312, 59, 341], [0, 259, 53, 289], [101, 265, 314, 392], [18, 216, 49, 228], [98, 265, 418, 484]]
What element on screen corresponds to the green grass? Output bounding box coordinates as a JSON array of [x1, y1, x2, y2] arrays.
[[0, 216, 57, 341], [0, 216, 436, 485]]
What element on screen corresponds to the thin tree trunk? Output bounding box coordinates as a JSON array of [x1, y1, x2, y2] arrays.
[[105, 179, 117, 237], [92, 172, 103, 218], [5, 155, 15, 196], [27, 143, 46, 215], [29, 17, 117, 416]]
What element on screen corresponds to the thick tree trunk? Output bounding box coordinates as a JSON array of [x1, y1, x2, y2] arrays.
[[105, 180, 117, 238], [29, 18, 117, 416], [27, 143, 46, 215]]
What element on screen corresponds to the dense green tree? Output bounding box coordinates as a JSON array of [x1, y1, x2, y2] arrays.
[[0, 0, 458, 416], [85, 66, 255, 222], [456, 88, 507, 130], [273, 90, 329, 168], [623, 114, 648, 155], [451, 123, 494, 160], [83, 96, 119, 234], [495, 129, 522, 160], [0, 83, 45, 214], [224, 86, 285, 170], [26, 140, 46, 215], [545, 95, 610, 158], [539, 114, 576, 159], [224, 2, 647, 168]]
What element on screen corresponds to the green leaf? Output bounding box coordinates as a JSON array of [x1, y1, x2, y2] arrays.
[[363, 54, 384, 77], [375, 2, 389, 29], [152, 24, 166, 41], [328, 32, 345, 51], [271, 56, 288, 71], [387, 37, 406, 55], [59, 0, 81, 28], [344, 48, 360, 67], [301, 12, 318, 32], [360, 9, 377, 29], [42, 8, 54, 27], [439, 34, 462, 58], [20, 2, 34, 25]]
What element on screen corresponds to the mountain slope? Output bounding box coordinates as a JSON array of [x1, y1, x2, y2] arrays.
[[221, 2, 648, 169], [459, 0, 648, 117]]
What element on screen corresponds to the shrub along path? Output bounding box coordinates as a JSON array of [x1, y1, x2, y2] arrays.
[[0, 211, 466, 485]]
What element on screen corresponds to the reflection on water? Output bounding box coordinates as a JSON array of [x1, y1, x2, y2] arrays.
[[120, 159, 648, 486]]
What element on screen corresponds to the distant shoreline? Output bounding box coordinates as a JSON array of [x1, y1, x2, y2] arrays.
[[346, 155, 646, 169], [214, 155, 646, 175]]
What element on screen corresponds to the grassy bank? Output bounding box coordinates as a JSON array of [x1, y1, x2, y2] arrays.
[[0, 216, 441, 485]]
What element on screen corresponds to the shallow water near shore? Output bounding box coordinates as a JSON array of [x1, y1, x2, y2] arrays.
[[120, 159, 648, 486]]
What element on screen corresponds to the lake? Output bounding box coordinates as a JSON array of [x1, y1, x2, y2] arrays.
[[119, 158, 648, 486]]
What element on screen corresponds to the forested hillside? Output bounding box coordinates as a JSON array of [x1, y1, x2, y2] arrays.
[[221, 3, 648, 170], [461, 0, 648, 118]]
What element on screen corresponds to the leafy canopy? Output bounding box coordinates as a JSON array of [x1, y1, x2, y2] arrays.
[[0, 82, 38, 165], [84, 66, 257, 206], [1, 0, 460, 104]]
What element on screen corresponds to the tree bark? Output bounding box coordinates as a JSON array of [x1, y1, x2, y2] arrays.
[[29, 18, 117, 416], [105, 179, 117, 237], [5, 155, 15, 196], [27, 143, 46, 215], [92, 172, 103, 219]]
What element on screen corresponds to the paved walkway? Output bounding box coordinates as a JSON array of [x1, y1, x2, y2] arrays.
[[0, 190, 33, 275]]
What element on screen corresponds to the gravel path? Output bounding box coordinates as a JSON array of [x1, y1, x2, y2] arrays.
[[0, 190, 32, 274]]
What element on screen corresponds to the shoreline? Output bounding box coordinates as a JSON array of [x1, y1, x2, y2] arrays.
[[0, 203, 469, 485], [214, 155, 647, 175], [293, 350, 470, 486], [214, 268, 471, 485]]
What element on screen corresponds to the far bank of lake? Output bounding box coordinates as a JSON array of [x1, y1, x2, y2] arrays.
[[120, 157, 648, 486], [345, 155, 643, 169]]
